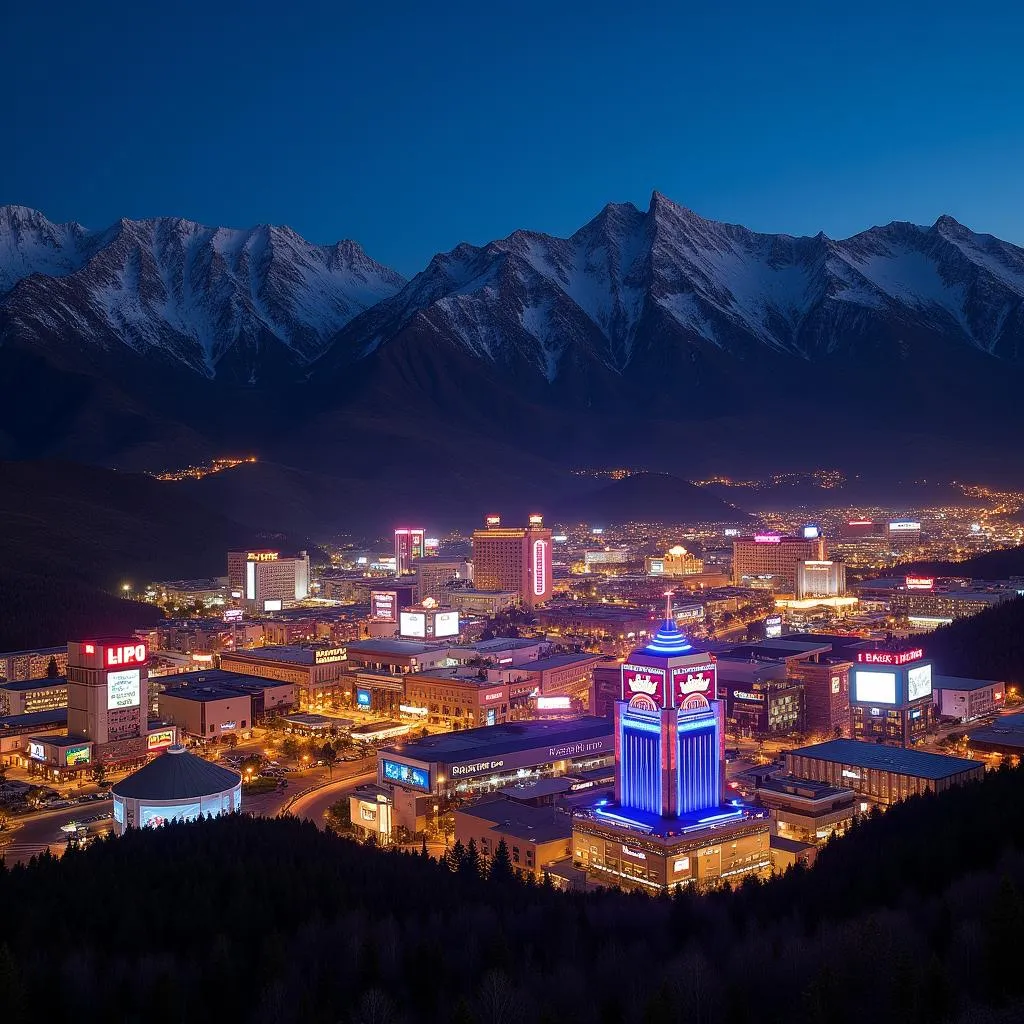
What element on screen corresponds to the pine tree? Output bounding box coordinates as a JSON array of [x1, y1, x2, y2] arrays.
[[488, 838, 514, 883], [447, 839, 466, 872], [461, 838, 481, 879], [45, 656, 59, 679]]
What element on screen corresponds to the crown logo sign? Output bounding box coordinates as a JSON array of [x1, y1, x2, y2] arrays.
[[627, 673, 659, 695]]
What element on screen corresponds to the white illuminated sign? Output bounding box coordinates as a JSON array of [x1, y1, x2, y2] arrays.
[[537, 695, 571, 710], [434, 611, 460, 638], [854, 669, 896, 705], [888, 521, 921, 532], [907, 663, 933, 702], [400, 612, 426, 638], [245, 560, 256, 600], [29, 741, 46, 761], [107, 668, 141, 710], [532, 539, 548, 596]]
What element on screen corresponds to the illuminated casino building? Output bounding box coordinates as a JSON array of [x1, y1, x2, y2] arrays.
[[849, 644, 936, 747], [394, 529, 426, 576], [572, 597, 771, 892], [471, 514, 552, 609], [227, 549, 310, 612], [732, 534, 827, 592]]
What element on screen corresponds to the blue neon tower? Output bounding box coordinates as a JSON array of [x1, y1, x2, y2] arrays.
[[615, 594, 722, 820]]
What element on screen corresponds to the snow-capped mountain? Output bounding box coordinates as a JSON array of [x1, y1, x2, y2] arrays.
[[325, 192, 1024, 382], [0, 206, 406, 380], [3, 194, 1024, 470]]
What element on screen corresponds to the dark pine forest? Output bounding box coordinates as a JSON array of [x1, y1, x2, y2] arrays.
[[5, 763, 1024, 1024]]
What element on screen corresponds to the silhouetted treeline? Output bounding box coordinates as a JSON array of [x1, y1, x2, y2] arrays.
[[923, 596, 1024, 683], [4, 764, 1024, 1023], [893, 544, 1024, 581], [0, 570, 163, 653]]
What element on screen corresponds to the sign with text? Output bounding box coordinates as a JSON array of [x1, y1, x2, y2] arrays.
[[856, 648, 923, 666], [621, 664, 667, 710]]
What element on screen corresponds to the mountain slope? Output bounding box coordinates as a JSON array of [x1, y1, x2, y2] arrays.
[[3, 197, 1024, 476], [0, 205, 406, 380]]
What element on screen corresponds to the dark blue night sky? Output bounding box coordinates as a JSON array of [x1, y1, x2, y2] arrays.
[[5, 0, 1024, 274]]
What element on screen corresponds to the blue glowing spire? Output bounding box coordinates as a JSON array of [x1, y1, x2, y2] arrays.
[[643, 591, 692, 656]]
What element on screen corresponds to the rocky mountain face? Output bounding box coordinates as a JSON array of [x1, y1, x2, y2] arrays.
[[2, 195, 1023, 476], [0, 205, 406, 381]]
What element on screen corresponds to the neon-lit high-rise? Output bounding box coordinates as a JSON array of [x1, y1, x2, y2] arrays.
[[573, 596, 771, 892]]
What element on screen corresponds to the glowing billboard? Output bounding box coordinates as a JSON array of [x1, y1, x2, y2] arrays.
[[434, 611, 460, 638], [105, 642, 147, 668], [888, 521, 921, 532], [147, 729, 175, 751], [29, 741, 46, 761], [400, 611, 426, 638], [371, 591, 397, 622], [672, 663, 716, 706], [907, 664, 933, 702], [537, 696, 571, 710], [382, 758, 430, 790], [856, 648, 923, 666], [753, 534, 781, 543], [905, 577, 935, 590], [764, 615, 783, 639], [65, 744, 91, 766], [356, 688, 372, 709], [140, 802, 203, 828], [107, 668, 141, 710], [533, 539, 549, 597], [621, 664, 667, 710], [223, 608, 244, 622], [263, 598, 283, 612], [853, 670, 897, 705]]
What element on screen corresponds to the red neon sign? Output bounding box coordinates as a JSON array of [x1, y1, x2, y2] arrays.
[[856, 648, 923, 666], [104, 642, 148, 668], [532, 539, 548, 596], [905, 576, 935, 590], [83, 643, 95, 654]]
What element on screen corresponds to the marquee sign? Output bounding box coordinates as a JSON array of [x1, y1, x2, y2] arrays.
[[622, 664, 666, 710], [856, 648, 924, 666], [532, 539, 549, 596]]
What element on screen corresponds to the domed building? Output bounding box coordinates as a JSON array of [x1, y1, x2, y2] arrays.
[[111, 744, 242, 834]]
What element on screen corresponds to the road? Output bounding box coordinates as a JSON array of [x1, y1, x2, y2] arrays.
[[0, 801, 114, 864], [287, 766, 377, 825]]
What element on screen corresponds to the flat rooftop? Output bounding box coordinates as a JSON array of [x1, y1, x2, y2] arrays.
[[581, 801, 770, 840], [161, 685, 253, 703], [526, 654, 601, 671], [223, 645, 345, 665], [0, 709, 67, 731], [461, 638, 545, 653], [459, 798, 573, 845], [30, 733, 90, 748], [967, 713, 1024, 751], [0, 676, 67, 691], [346, 639, 445, 657], [381, 716, 612, 765], [158, 669, 286, 690], [934, 675, 1003, 692], [756, 774, 853, 801], [724, 642, 832, 661], [0, 645, 66, 658], [789, 739, 984, 780], [498, 777, 573, 801]]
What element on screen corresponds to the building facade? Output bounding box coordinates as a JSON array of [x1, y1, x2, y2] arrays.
[[471, 515, 553, 608], [732, 535, 827, 591], [227, 549, 310, 611]]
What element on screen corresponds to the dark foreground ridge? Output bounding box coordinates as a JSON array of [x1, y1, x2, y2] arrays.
[[5, 765, 1024, 1023]]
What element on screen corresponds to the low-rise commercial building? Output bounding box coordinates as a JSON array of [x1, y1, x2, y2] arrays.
[[0, 676, 68, 717], [933, 675, 1005, 722], [160, 685, 254, 740], [0, 646, 68, 683], [455, 797, 574, 877], [377, 717, 614, 832], [754, 774, 856, 843], [218, 644, 347, 709], [786, 738, 984, 806], [402, 669, 510, 729]]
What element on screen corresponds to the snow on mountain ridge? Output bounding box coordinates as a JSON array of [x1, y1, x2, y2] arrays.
[[0, 206, 407, 376]]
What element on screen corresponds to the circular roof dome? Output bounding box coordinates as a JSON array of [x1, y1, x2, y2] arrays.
[[112, 745, 241, 801]]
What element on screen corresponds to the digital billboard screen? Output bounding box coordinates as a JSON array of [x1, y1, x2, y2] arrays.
[[356, 688, 372, 709], [854, 670, 897, 705], [263, 598, 283, 612], [907, 663, 933, 701], [107, 668, 141, 710], [65, 744, 91, 766], [148, 729, 175, 751], [371, 590, 398, 622], [382, 758, 430, 790], [29, 741, 46, 761], [140, 802, 203, 828], [400, 611, 426, 638], [621, 664, 666, 709], [434, 611, 460, 638]]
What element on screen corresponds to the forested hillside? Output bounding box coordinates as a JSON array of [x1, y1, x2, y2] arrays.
[[3, 764, 1024, 1023]]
